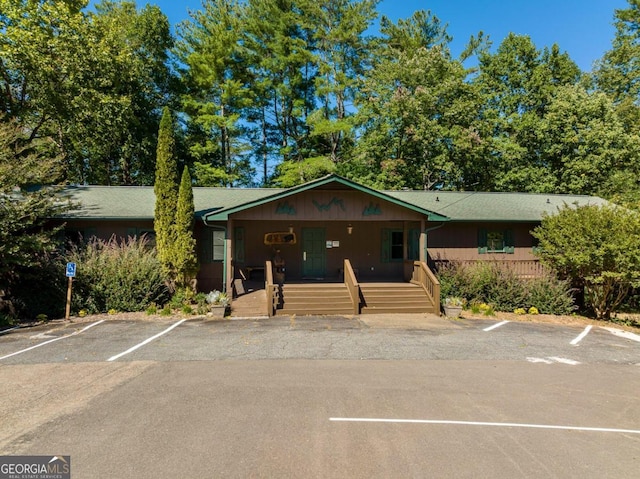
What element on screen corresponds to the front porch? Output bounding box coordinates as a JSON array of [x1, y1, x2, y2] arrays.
[[229, 260, 441, 317]]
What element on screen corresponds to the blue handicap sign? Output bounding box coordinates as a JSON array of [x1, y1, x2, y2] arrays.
[[65, 262, 76, 278]]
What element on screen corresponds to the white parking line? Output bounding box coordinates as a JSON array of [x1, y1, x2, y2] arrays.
[[0, 320, 106, 361], [571, 325, 593, 345], [483, 320, 509, 332], [107, 319, 187, 361], [601, 327, 640, 343], [527, 357, 581, 365], [329, 417, 640, 435]]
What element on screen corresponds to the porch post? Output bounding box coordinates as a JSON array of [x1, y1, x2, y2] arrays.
[[226, 218, 234, 294], [420, 218, 427, 262]]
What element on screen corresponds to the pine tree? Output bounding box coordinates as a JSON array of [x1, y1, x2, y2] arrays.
[[172, 167, 199, 290], [154, 107, 178, 281]]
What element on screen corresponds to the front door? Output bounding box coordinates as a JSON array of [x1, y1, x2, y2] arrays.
[[302, 228, 326, 278]]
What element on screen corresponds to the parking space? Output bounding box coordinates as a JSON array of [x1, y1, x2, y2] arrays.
[[0, 319, 184, 365], [0, 316, 638, 365]]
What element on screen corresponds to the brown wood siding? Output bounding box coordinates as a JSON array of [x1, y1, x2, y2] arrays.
[[427, 222, 538, 262], [233, 190, 425, 221]]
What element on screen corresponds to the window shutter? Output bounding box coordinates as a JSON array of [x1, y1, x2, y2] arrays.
[[504, 229, 515, 254], [381, 229, 391, 263], [200, 229, 213, 264], [478, 228, 488, 254], [408, 229, 420, 260]]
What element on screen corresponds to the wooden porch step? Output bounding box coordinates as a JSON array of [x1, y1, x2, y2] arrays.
[[275, 283, 355, 316], [360, 283, 436, 315]]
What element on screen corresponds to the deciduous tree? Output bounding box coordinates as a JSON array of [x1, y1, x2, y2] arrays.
[[532, 204, 640, 320]]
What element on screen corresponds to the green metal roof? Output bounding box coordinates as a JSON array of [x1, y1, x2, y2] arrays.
[[387, 190, 609, 222], [61, 185, 284, 220], [59, 178, 609, 223]]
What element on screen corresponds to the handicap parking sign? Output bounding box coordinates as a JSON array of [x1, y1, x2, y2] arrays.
[[65, 262, 76, 278]]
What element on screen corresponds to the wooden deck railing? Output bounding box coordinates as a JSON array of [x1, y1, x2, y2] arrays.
[[343, 259, 360, 314], [265, 260, 278, 317], [433, 259, 548, 279], [411, 261, 441, 315]]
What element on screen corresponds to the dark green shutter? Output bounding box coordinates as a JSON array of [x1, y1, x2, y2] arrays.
[[478, 228, 488, 254], [381, 229, 391, 263], [408, 229, 420, 260], [504, 229, 515, 254], [126, 227, 137, 238], [200, 229, 213, 264]]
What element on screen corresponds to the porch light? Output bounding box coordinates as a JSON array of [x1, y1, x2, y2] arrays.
[[347, 224, 353, 235], [288, 225, 294, 233]]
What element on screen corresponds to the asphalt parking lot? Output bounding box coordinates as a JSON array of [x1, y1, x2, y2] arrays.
[[0, 314, 638, 364], [1, 315, 639, 478]]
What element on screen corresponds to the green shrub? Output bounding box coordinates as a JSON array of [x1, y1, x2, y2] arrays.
[[525, 276, 575, 315], [68, 236, 170, 314], [436, 262, 466, 299], [8, 252, 66, 320], [437, 261, 575, 315], [170, 287, 196, 309]]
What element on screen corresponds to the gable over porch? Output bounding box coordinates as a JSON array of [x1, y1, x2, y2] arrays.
[[199, 175, 448, 294]]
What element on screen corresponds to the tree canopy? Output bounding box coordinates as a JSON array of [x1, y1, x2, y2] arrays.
[[1, 0, 639, 200]]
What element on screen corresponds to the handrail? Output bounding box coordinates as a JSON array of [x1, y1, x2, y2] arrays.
[[265, 260, 276, 317], [343, 259, 360, 314], [412, 261, 441, 315]]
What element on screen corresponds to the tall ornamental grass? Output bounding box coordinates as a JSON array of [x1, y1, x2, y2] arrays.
[[68, 236, 169, 314]]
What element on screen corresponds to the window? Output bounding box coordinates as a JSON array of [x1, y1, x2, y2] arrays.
[[381, 229, 404, 262], [478, 228, 514, 254], [126, 227, 156, 247], [200, 228, 226, 264], [212, 230, 225, 261]]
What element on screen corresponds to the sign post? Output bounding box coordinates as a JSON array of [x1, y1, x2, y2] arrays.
[[65, 262, 76, 320]]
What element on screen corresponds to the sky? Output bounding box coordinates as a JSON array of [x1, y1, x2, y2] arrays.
[[122, 0, 631, 72]]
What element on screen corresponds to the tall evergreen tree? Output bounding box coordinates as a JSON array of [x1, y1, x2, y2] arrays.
[[154, 107, 178, 280], [305, 0, 379, 164], [176, 0, 254, 186], [352, 10, 485, 190], [172, 168, 198, 290]]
